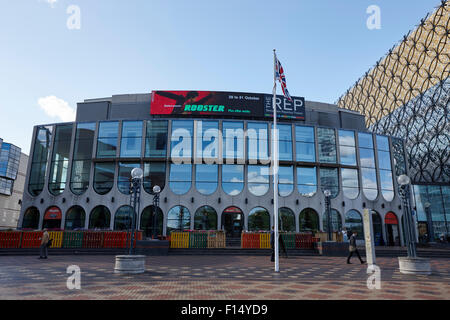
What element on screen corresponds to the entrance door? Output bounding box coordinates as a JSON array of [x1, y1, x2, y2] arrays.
[[385, 212, 400, 246], [222, 207, 243, 238]]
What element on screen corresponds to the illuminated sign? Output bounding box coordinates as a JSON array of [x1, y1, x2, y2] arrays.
[[151, 90, 305, 119]]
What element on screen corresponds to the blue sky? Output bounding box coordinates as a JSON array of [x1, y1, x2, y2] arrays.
[[0, 0, 441, 152]]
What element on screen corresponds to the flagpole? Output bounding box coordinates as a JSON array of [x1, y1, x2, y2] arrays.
[[273, 49, 279, 273]]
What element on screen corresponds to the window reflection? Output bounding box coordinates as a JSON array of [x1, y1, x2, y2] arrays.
[[171, 120, 193, 159], [196, 121, 219, 160], [118, 162, 140, 194], [169, 164, 192, 195], [222, 164, 244, 196], [248, 165, 269, 196], [97, 122, 118, 158], [317, 128, 336, 163], [341, 168, 359, 199], [278, 166, 293, 197], [49, 124, 73, 195], [247, 123, 269, 161], [194, 206, 218, 230], [278, 207, 296, 231], [114, 206, 136, 230], [377, 135, 394, 202], [297, 166, 317, 197], [145, 120, 168, 158], [345, 210, 364, 240], [120, 121, 143, 158], [359, 132, 378, 200], [339, 130, 356, 166], [323, 209, 342, 232], [295, 126, 315, 162], [223, 121, 244, 161], [320, 167, 339, 198], [167, 206, 190, 233], [272, 124, 292, 161], [143, 162, 166, 194], [196, 164, 218, 195], [248, 207, 270, 231], [28, 126, 52, 196], [70, 122, 95, 195], [299, 208, 319, 232], [93, 162, 114, 195]]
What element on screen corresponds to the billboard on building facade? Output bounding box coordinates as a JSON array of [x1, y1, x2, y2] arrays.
[[150, 90, 305, 119]]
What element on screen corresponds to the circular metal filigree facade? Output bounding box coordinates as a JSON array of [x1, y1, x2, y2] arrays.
[[337, 1, 450, 184]]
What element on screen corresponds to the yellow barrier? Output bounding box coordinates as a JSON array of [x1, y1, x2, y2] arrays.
[[48, 231, 63, 248], [170, 232, 189, 248], [260, 233, 271, 249], [314, 232, 343, 243], [207, 231, 226, 248]]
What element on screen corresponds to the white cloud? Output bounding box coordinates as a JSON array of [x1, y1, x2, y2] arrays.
[[38, 96, 76, 122], [45, 0, 58, 8]]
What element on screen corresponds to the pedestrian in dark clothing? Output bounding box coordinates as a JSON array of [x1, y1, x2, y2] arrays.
[[270, 227, 288, 262], [39, 229, 50, 259], [347, 231, 365, 264]]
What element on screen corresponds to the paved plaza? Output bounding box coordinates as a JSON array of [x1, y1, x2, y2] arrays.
[[0, 255, 449, 300]]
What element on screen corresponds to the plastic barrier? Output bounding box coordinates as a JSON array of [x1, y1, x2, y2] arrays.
[[295, 233, 314, 249], [241, 232, 261, 248], [260, 233, 271, 249], [124, 231, 142, 248], [189, 231, 208, 248], [62, 231, 84, 248], [48, 231, 63, 248], [281, 233, 296, 249], [0, 231, 22, 248], [170, 232, 189, 248], [207, 231, 226, 248], [82, 231, 104, 248], [21, 231, 43, 248], [103, 232, 124, 248]]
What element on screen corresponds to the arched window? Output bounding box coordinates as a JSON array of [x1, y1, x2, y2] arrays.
[[222, 165, 244, 196], [278, 166, 294, 197], [248, 165, 269, 196], [222, 206, 244, 237], [89, 206, 111, 230], [371, 210, 383, 246], [194, 206, 218, 230], [359, 132, 378, 200], [22, 207, 40, 229], [195, 164, 218, 195], [345, 210, 364, 240], [278, 207, 295, 232], [114, 206, 136, 231], [167, 206, 190, 234], [70, 122, 95, 195], [28, 126, 52, 196], [118, 162, 140, 194], [297, 166, 317, 197], [48, 124, 73, 195], [248, 207, 270, 231], [299, 208, 319, 232], [93, 162, 115, 195], [377, 135, 394, 202], [143, 162, 166, 194], [43, 206, 62, 230], [141, 205, 163, 237], [169, 164, 192, 195], [65, 206, 86, 230], [323, 209, 343, 233], [341, 168, 359, 199]]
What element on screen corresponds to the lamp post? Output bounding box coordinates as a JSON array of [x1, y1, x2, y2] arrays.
[[129, 167, 143, 255], [324, 189, 332, 241], [424, 202, 434, 243], [397, 174, 416, 258], [152, 185, 161, 239]]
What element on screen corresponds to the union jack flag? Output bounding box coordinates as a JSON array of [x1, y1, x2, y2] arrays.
[[275, 56, 293, 101]]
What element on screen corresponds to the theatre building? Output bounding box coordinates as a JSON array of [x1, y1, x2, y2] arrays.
[[18, 90, 412, 246]]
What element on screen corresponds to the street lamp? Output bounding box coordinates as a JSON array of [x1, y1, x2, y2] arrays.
[[324, 189, 332, 241], [397, 174, 417, 258], [129, 167, 143, 255], [424, 202, 434, 243], [152, 185, 161, 239]]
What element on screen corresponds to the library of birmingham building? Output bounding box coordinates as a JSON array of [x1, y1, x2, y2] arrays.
[[18, 89, 412, 246]]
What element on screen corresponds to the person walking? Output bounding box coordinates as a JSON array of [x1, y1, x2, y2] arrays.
[[39, 229, 50, 259], [270, 226, 288, 262], [347, 231, 365, 264]]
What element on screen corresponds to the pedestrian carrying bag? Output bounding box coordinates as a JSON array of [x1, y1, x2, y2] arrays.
[[349, 245, 356, 252], [46, 239, 53, 248]]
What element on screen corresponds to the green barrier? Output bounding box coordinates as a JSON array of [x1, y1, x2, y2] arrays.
[[63, 231, 84, 248], [189, 232, 208, 248], [281, 233, 295, 249]]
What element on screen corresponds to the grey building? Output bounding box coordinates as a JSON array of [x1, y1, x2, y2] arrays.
[[0, 138, 28, 229], [19, 92, 412, 246]]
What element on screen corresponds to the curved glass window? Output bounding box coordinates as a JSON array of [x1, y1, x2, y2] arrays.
[[317, 128, 336, 163], [114, 206, 136, 230], [49, 124, 73, 195], [297, 166, 317, 197], [97, 122, 118, 158], [272, 124, 292, 161], [345, 210, 364, 240], [248, 165, 269, 196], [70, 123, 95, 195], [320, 167, 339, 198], [338, 130, 356, 166], [167, 206, 191, 234], [372, 211, 383, 246], [65, 206, 86, 230], [143, 162, 166, 194], [28, 126, 52, 196], [22, 207, 40, 229], [171, 120, 193, 159], [295, 126, 315, 162], [223, 121, 244, 160], [278, 166, 294, 197], [323, 209, 342, 232], [376, 135, 394, 202], [341, 168, 359, 199], [248, 207, 270, 231], [247, 122, 269, 161], [93, 162, 114, 195], [299, 208, 319, 232], [145, 120, 168, 158], [169, 164, 192, 195], [141, 205, 163, 237], [278, 207, 295, 232], [222, 164, 244, 196], [195, 164, 218, 195], [392, 138, 407, 176], [196, 121, 219, 160], [120, 121, 143, 158], [194, 206, 218, 230], [118, 162, 140, 194], [359, 133, 378, 200], [89, 206, 111, 230]]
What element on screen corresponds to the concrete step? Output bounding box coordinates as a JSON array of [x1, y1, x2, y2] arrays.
[[168, 248, 319, 256]]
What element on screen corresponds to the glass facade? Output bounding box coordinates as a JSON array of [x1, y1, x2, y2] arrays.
[[195, 164, 218, 195], [248, 207, 270, 231], [247, 122, 269, 162], [171, 120, 193, 159], [223, 121, 244, 160], [28, 126, 53, 196], [345, 210, 364, 240], [145, 120, 168, 158], [93, 162, 115, 195], [222, 164, 244, 196], [295, 126, 315, 162], [120, 121, 143, 158], [167, 206, 190, 233], [317, 128, 336, 163], [118, 162, 140, 194], [169, 164, 192, 195], [70, 123, 95, 195], [341, 168, 359, 199], [248, 165, 269, 196], [320, 167, 339, 198], [278, 166, 294, 197], [297, 166, 317, 197], [278, 207, 295, 231], [196, 121, 219, 160], [359, 132, 378, 200], [299, 208, 319, 232], [48, 124, 73, 195], [377, 135, 394, 202], [0, 142, 21, 196], [65, 206, 86, 230], [194, 206, 218, 230], [272, 124, 292, 161], [89, 206, 111, 230], [114, 205, 136, 230], [97, 122, 118, 158], [143, 162, 166, 194], [322, 209, 342, 232], [339, 130, 357, 166]]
